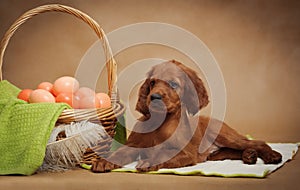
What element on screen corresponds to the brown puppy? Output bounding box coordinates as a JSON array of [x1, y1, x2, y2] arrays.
[[92, 60, 282, 172]]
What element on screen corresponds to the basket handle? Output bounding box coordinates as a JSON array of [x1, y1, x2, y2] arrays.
[[0, 4, 117, 98]]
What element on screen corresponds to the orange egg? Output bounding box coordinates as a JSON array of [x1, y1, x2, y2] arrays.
[[74, 87, 95, 99], [29, 89, 55, 103], [37, 82, 54, 94], [53, 76, 79, 96], [96, 93, 111, 108], [55, 93, 74, 107], [17, 89, 33, 102], [79, 96, 100, 109]]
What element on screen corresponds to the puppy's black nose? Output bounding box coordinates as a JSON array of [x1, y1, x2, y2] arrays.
[[151, 93, 162, 101]]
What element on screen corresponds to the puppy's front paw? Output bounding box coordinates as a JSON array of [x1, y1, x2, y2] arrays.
[[261, 150, 282, 164], [91, 157, 121, 173], [136, 159, 161, 172]]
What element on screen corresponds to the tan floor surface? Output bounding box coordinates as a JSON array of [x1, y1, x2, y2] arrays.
[[1, 152, 299, 190]]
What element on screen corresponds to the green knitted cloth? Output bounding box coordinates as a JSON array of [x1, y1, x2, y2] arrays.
[[0, 80, 69, 175]]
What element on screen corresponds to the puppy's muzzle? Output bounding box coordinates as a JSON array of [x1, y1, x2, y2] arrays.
[[149, 93, 166, 113], [150, 93, 162, 101]]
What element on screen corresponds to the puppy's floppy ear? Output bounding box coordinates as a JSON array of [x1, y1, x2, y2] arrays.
[[174, 61, 209, 115], [135, 78, 151, 117]]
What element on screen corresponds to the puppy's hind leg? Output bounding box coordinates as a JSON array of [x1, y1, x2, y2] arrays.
[[207, 119, 282, 164], [207, 147, 258, 164]]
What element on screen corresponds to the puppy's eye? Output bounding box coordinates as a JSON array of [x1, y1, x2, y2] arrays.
[[150, 80, 155, 87], [168, 80, 179, 89]]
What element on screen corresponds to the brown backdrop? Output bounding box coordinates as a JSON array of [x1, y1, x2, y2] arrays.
[[0, 0, 299, 142]]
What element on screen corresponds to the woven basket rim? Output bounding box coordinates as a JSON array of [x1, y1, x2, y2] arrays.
[[57, 101, 125, 123]]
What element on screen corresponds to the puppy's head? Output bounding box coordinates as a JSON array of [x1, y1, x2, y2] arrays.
[[135, 60, 209, 117]]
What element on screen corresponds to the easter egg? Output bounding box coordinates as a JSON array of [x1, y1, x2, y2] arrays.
[[37, 82, 54, 94], [17, 89, 33, 102], [29, 89, 55, 103], [79, 96, 100, 109], [96, 93, 111, 108], [53, 76, 79, 96], [55, 93, 74, 107], [74, 87, 95, 99], [72, 95, 81, 109]]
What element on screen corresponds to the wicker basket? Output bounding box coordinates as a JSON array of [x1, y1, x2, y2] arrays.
[[0, 4, 125, 168]]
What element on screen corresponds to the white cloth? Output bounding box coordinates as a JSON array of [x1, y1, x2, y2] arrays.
[[113, 143, 299, 178]]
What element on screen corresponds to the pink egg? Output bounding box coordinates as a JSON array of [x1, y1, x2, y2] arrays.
[[72, 95, 81, 109], [96, 93, 111, 108], [79, 96, 100, 109], [53, 76, 79, 96], [74, 87, 95, 99], [29, 89, 55, 103], [37, 82, 54, 94]]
